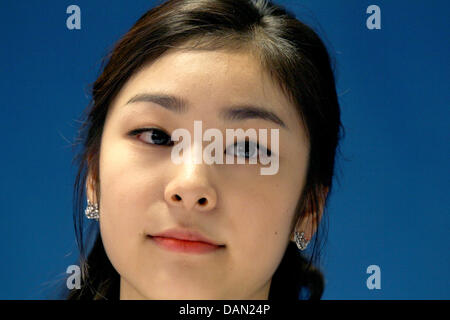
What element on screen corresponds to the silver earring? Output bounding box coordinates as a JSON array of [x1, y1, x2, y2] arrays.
[[85, 199, 99, 220], [294, 231, 309, 251]]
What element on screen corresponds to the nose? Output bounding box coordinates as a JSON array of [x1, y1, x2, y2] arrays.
[[164, 164, 217, 212]]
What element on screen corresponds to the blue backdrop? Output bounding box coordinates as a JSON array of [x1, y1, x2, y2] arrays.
[[0, 0, 448, 299]]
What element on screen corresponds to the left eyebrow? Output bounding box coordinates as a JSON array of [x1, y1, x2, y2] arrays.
[[219, 106, 288, 129]]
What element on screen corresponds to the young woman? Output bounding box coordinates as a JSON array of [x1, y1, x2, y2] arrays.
[[67, 0, 343, 300]]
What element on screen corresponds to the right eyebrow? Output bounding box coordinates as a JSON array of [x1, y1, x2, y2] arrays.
[[125, 93, 188, 113]]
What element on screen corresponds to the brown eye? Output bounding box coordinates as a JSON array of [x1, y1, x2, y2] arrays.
[[225, 140, 258, 159], [131, 128, 174, 146]]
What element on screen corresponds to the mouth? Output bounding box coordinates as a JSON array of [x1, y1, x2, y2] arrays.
[[147, 235, 226, 254]]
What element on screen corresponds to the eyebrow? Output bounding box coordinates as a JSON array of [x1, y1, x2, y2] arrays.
[[126, 93, 188, 113], [125, 93, 288, 129]]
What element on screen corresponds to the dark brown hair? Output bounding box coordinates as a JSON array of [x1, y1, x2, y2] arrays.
[[65, 0, 343, 300]]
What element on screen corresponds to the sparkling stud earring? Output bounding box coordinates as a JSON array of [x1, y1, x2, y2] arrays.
[[294, 231, 309, 251], [85, 199, 99, 220]]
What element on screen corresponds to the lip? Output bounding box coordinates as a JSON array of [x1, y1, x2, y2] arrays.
[[148, 228, 225, 254]]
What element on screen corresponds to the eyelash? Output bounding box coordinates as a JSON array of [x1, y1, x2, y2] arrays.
[[128, 127, 272, 158], [128, 127, 175, 146]]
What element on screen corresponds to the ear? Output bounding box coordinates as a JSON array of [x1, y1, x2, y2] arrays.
[[85, 170, 98, 204], [290, 186, 329, 242]]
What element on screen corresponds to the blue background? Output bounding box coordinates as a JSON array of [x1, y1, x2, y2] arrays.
[[0, 0, 448, 299]]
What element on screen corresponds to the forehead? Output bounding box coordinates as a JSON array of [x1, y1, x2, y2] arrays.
[[111, 49, 302, 131], [132, 49, 271, 98]]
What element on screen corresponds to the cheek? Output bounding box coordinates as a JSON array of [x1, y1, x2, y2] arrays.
[[226, 179, 300, 278], [97, 143, 166, 271], [228, 163, 304, 245], [98, 137, 166, 221]]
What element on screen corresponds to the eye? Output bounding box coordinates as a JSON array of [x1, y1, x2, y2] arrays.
[[129, 128, 174, 146], [224, 140, 271, 159]]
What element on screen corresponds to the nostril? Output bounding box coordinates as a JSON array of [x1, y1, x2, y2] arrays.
[[172, 194, 182, 201], [198, 197, 208, 206]]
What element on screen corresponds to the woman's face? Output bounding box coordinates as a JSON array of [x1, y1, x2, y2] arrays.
[[93, 48, 309, 299]]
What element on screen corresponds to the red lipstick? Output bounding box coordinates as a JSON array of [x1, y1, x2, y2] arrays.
[[149, 228, 225, 254]]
